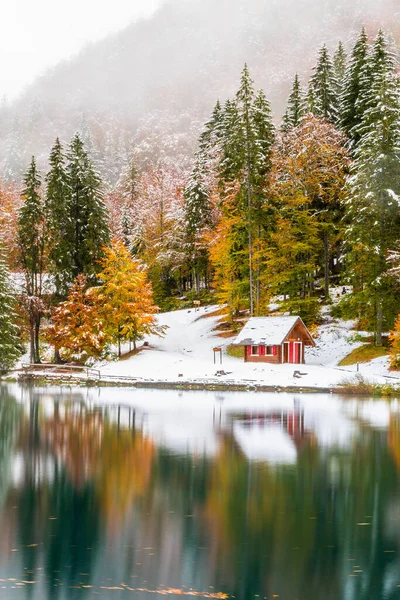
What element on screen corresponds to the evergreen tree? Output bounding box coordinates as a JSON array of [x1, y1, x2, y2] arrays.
[[45, 138, 72, 298], [17, 157, 46, 363], [199, 100, 225, 157], [309, 45, 339, 123], [0, 250, 23, 370], [218, 65, 275, 316], [333, 41, 347, 121], [115, 156, 142, 253], [340, 28, 369, 146], [334, 41, 347, 80], [282, 74, 306, 129], [344, 30, 400, 343], [184, 152, 214, 292], [67, 134, 110, 282]]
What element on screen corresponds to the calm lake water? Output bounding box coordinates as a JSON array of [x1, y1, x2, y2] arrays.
[[0, 384, 400, 600]]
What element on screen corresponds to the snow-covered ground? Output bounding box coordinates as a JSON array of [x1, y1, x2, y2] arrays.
[[97, 305, 399, 390]]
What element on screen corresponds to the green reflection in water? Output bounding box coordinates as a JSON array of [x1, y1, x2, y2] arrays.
[[0, 385, 398, 599]]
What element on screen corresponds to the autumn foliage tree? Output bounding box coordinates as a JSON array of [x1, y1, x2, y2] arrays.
[[389, 316, 400, 369], [96, 240, 165, 356], [46, 274, 106, 363]]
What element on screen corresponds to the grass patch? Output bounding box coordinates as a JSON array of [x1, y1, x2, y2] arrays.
[[226, 345, 244, 359], [338, 375, 400, 397], [339, 344, 387, 366]]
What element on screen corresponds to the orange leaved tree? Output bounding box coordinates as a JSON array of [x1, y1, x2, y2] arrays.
[[389, 315, 400, 369], [46, 274, 106, 363], [96, 240, 165, 356]]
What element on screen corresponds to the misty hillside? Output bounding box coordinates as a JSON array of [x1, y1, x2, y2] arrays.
[[1, 0, 399, 181]]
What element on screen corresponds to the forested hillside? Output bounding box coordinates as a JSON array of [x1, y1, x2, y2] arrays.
[[0, 0, 398, 182], [1, 14, 400, 368]]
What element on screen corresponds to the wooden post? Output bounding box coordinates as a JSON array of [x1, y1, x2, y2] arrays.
[[194, 300, 201, 312], [213, 347, 222, 365]]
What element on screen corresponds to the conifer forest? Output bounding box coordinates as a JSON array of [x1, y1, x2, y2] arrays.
[[1, 28, 400, 367]]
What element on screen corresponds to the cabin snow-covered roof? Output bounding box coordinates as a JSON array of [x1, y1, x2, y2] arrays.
[[232, 316, 314, 346]]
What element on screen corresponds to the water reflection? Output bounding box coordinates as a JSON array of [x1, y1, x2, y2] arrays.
[[0, 384, 399, 599]]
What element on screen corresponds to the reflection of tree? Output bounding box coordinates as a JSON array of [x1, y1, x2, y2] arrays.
[[0, 387, 21, 509], [95, 425, 154, 534], [40, 403, 155, 533], [389, 414, 400, 470], [203, 428, 400, 600], [1, 387, 400, 600]]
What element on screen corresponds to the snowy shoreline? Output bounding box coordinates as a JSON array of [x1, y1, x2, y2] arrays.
[[10, 304, 400, 395]]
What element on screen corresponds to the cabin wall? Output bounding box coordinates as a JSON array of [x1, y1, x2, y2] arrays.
[[245, 345, 282, 364]]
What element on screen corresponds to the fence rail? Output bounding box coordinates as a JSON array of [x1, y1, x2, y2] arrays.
[[21, 363, 101, 380]]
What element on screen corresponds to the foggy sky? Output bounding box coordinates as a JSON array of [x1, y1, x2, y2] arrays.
[[0, 0, 163, 100]]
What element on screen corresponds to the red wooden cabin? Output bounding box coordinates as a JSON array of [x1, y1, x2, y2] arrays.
[[232, 316, 315, 365]]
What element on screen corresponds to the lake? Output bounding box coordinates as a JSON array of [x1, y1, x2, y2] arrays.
[[0, 384, 399, 599]]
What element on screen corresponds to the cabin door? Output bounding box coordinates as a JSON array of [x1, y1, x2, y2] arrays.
[[286, 342, 303, 364]]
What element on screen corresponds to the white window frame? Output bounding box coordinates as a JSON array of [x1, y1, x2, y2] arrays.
[[265, 346, 274, 356], [251, 345, 259, 356]]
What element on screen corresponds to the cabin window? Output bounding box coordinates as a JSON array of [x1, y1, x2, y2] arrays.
[[266, 346, 274, 355], [251, 346, 259, 356]]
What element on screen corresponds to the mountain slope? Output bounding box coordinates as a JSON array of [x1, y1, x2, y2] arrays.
[[0, 0, 398, 179]]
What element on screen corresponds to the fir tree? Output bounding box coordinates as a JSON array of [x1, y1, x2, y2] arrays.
[[218, 65, 275, 315], [340, 28, 369, 146], [184, 152, 214, 292], [17, 157, 46, 363], [282, 74, 306, 129], [67, 134, 110, 282], [199, 100, 225, 156], [333, 41, 347, 103], [0, 250, 23, 370], [309, 45, 339, 123], [115, 156, 142, 253], [344, 30, 400, 343], [45, 138, 72, 298]]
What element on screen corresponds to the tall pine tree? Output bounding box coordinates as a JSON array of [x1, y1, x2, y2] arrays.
[[18, 157, 46, 363], [344, 30, 400, 343], [217, 65, 275, 315], [309, 45, 339, 124], [45, 138, 72, 298], [282, 74, 306, 129], [333, 41, 347, 118], [67, 134, 110, 282], [0, 250, 23, 370], [340, 28, 369, 146]]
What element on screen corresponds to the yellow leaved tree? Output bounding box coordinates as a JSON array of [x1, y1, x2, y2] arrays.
[[96, 239, 166, 356]]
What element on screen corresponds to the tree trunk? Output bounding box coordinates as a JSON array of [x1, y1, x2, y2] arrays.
[[54, 348, 62, 364], [376, 296, 383, 346], [29, 324, 35, 365], [324, 229, 329, 299], [34, 317, 41, 364]]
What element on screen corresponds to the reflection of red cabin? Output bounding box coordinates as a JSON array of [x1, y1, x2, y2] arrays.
[[232, 316, 315, 365]]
